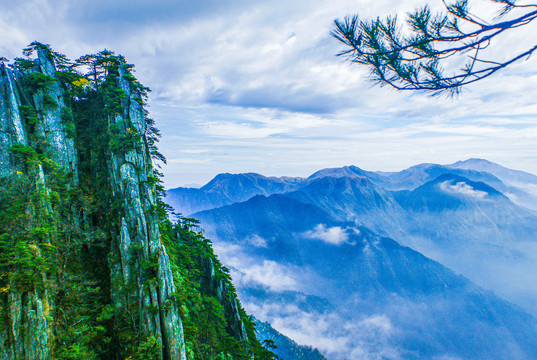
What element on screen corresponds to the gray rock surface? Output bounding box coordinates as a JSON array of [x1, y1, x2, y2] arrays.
[[0, 64, 26, 176], [107, 66, 186, 360], [34, 48, 78, 180], [0, 61, 54, 360]]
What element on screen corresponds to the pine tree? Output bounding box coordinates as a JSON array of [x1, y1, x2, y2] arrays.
[[332, 0, 537, 95]]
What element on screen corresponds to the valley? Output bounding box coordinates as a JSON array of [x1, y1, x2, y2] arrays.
[[167, 160, 537, 359]]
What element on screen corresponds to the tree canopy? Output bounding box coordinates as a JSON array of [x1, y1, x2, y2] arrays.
[[332, 0, 537, 95]]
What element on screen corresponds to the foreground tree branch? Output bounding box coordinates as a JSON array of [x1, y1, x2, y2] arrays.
[[332, 0, 537, 95]]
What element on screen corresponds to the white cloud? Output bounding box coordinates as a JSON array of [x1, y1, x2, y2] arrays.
[[179, 149, 209, 154], [3, 0, 537, 188], [246, 234, 269, 248], [167, 158, 213, 164], [303, 224, 349, 245], [233, 260, 298, 292], [246, 301, 354, 356], [359, 314, 392, 333], [202, 121, 287, 139], [439, 181, 488, 199], [244, 299, 403, 360]]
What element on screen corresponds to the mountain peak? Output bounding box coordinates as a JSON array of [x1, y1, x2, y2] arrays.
[[449, 158, 537, 190], [452, 158, 493, 165], [166, 172, 304, 215], [307, 165, 388, 184], [449, 158, 497, 170], [303, 172, 379, 193]]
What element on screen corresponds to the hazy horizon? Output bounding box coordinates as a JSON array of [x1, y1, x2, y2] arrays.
[[164, 158, 537, 189]]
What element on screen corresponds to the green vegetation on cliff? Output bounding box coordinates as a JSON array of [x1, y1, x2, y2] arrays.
[[0, 42, 276, 360], [254, 320, 326, 360]]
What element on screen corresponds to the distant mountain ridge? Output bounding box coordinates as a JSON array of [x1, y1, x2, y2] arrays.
[[451, 158, 537, 185], [171, 159, 537, 359], [449, 159, 537, 211], [166, 158, 537, 214], [377, 163, 507, 191], [166, 173, 303, 215]]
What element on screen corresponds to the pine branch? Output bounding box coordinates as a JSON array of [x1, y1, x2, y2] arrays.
[[332, 0, 537, 94]]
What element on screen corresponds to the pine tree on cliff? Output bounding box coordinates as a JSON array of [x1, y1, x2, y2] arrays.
[[0, 42, 277, 360]]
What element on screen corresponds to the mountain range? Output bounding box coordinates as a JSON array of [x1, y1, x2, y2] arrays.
[[166, 159, 537, 359], [166, 159, 537, 214]]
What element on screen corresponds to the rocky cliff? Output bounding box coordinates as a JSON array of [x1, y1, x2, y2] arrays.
[[0, 43, 272, 360]]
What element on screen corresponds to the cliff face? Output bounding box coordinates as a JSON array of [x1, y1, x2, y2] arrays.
[[0, 47, 75, 360], [0, 43, 266, 360], [105, 64, 186, 360], [204, 257, 249, 343], [0, 63, 27, 174]]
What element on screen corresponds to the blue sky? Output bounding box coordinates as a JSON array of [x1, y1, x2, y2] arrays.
[[2, 0, 536, 187]]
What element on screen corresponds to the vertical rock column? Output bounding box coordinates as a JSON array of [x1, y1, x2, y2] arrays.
[[107, 66, 186, 360], [0, 64, 27, 176], [0, 48, 80, 360], [0, 65, 51, 360], [0, 53, 72, 360], [33, 47, 78, 181]]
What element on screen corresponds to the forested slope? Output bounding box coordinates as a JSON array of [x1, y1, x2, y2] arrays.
[[0, 43, 275, 360]]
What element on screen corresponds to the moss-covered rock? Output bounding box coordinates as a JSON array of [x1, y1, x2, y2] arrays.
[[0, 43, 276, 360]]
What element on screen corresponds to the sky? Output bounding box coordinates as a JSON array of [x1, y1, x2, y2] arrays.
[[1, 0, 537, 188]]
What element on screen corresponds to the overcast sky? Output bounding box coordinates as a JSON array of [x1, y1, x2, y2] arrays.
[[2, 0, 536, 187]]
